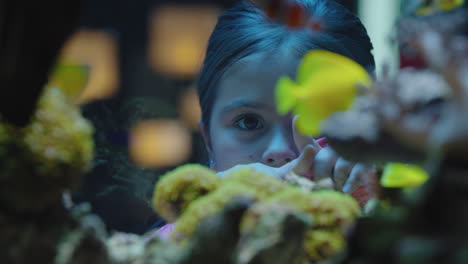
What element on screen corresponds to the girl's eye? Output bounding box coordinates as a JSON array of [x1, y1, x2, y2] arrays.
[[234, 115, 264, 130]]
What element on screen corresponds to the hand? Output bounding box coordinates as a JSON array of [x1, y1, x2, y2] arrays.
[[216, 146, 318, 181], [292, 116, 372, 193], [215, 144, 370, 193]]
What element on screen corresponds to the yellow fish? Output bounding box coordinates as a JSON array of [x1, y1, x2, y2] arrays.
[[416, 0, 464, 15], [47, 60, 89, 101], [380, 163, 429, 188], [276, 50, 371, 136]]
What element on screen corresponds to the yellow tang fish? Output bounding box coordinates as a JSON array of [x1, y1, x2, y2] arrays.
[[47, 60, 89, 102], [275, 50, 371, 136], [416, 0, 465, 15], [380, 163, 429, 188]]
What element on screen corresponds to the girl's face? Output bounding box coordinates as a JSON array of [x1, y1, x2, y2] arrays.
[[204, 52, 301, 171]]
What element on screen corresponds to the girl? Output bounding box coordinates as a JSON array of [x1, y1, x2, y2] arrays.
[[197, 0, 375, 193], [154, 0, 375, 239]]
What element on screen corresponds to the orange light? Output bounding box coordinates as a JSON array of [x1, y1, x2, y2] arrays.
[[148, 5, 220, 77], [178, 88, 202, 130], [59, 29, 119, 104], [129, 119, 192, 168]]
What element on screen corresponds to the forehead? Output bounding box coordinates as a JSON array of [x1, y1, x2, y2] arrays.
[[216, 52, 300, 104]]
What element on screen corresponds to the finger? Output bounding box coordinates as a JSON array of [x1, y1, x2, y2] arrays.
[[219, 163, 282, 180], [333, 158, 355, 190], [342, 163, 367, 193], [313, 147, 338, 181], [291, 145, 318, 177], [292, 115, 322, 151]]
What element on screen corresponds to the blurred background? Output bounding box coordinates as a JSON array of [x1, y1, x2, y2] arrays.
[[44, 0, 399, 234]]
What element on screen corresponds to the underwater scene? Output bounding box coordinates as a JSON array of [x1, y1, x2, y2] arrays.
[[2, 0, 468, 263]]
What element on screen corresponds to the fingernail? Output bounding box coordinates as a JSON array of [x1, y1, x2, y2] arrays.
[[343, 183, 351, 193]]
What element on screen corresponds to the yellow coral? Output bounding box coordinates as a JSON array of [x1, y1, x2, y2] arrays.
[[153, 164, 221, 222], [267, 188, 360, 229], [304, 228, 346, 262], [0, 84, 93, 178], [22, 87, 94, 176], [151, 164, 361, 262], [241, 187, 358, 262], [224, 167, 287, 199], [240, 200, 309, 237], [170, 183, 261, 243], [0, 87, 94, 212]]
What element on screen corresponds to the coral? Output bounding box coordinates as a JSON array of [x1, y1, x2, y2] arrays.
[[0, 87, 94, 212], [169, 183, 261, 243], [23, 87, 94, 177], [267, 188, 360, 229], [303, 228, 345, 262], [55, 212, 110, 264], [106, 232, 146, 264], [321, 67, 452, 164], [152, 164, 221, 222], [223, 167, 287, 198], [237, 202, 311, 264], [177, 199, 252, 264], [264, 188, 359, 261], [0, 206, 69, 263], [149, 164, 361, 263], [238, 187, 359, 262], [143, 237, 183, 264], [1, 203, 110, 264]]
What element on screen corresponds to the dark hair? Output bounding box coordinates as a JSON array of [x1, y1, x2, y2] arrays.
[[197, 0, 374, 131]]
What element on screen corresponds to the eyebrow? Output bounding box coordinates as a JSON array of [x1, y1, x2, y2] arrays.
[[221, 99, 271, 114]]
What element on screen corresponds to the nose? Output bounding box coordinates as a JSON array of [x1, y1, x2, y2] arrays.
[[261, 127, 297, 167]]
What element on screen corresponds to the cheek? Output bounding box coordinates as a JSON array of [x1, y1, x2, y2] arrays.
[[210, 130, 261, 171]]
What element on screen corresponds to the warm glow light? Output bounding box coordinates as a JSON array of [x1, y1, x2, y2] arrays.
[[148, 5, 220, 77], [59, 29, 119, 104], [129, 119, 192, 168], [178, 88, 202, 130]]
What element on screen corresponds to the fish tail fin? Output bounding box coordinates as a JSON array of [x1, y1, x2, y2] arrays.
[[48, 61, 90, 100], [276, 76, 298, 115], [380, 163, 429, 188]]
